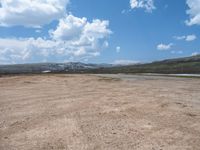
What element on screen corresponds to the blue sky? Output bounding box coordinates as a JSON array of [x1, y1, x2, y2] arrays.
[[0, 0, 200, 64]]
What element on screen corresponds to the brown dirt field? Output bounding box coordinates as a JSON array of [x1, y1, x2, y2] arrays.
[[0, 74, 200, 150]]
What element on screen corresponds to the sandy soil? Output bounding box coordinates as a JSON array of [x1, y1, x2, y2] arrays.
[[0, 74, 200, 150]]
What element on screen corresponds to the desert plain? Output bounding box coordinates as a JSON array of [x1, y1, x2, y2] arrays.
[[0, 74, 200, 150]]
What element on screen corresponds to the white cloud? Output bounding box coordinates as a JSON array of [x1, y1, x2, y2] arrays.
[[174, 34, 197, 42], [0, 38, 60, 64], [191, 52, 199, 56], [0, 1, 113, 64], [157, 43, 173, 50], [116, 46, 121, 53], [185, 34, 197, 41], [0, 0, 69, 27], [50, 15, 87, 40], [171, 50, 183, 54], [0, 35, 112, 64], [113, 59, 139, 65], [50, 15, 112, 41], [174, 36, 186, 40], [186, 0, 200, 26], [49, 14, 111, 58], [130, 0, 155, 12], [0, 14, 112, 64], [0, 37, 108, 64]]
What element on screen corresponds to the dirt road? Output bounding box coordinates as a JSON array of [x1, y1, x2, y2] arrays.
[[0, 74, 200, 150]]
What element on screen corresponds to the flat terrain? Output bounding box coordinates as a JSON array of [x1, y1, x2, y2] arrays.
[[0, 74, 200, 150]]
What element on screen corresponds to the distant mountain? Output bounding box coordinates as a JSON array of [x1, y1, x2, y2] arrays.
[[153, 54, 200, 64], [0, 55, 200, 74], [91, 55, 200, 74], [0, 62, 102, 74]]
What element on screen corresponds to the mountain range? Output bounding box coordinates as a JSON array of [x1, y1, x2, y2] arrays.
[[0, 55, 200, 74]]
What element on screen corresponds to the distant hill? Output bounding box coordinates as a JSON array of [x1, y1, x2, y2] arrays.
[[0, 62, 101, 74], [0, 55, 200, 74], [93, 55, 200, 74]]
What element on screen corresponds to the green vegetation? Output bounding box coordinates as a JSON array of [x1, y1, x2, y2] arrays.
[[0, 55, 200, 75], [90, 55, 200, 74]]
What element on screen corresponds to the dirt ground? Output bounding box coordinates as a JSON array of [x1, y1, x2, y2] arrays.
[[0, 74, 200, 150]]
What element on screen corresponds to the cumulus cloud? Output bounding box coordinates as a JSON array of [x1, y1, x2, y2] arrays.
[[0, 14, 112, 64], [50, 15, 112, 42], [186, 0, 200, 26], [0, 37, 108, 64], [50, 15, 87, 40], [130, 0, 155, 12], [0, 0, 112, 64], [157, 43, 173, 50], [185, 34, 197, 41], [0, 38, 61, 64], [0, 0, 69, 27], [174, 34, 197, 41]]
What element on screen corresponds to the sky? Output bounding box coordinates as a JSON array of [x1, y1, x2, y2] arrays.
[[0, 0, 200, 64]]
